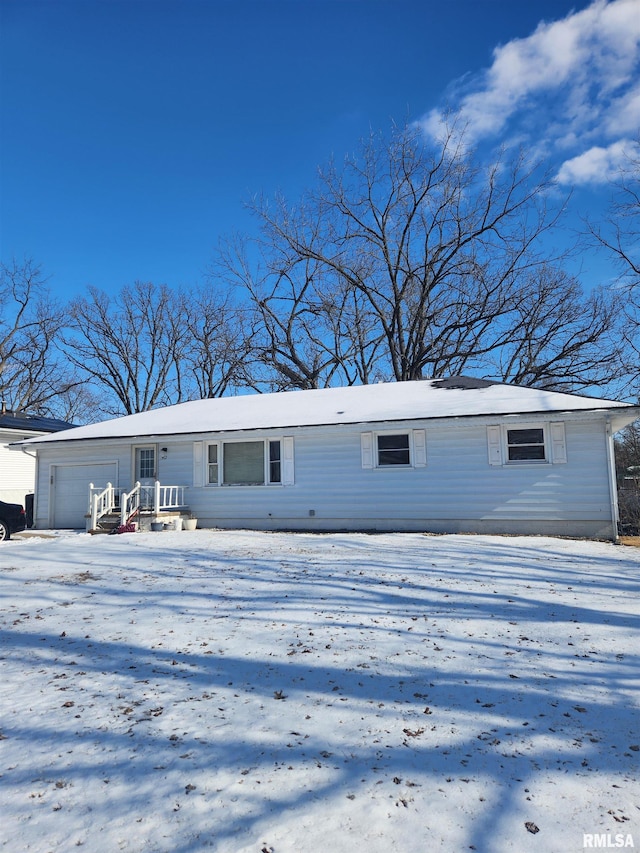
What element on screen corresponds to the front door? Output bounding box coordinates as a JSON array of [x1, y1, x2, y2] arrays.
[[134, 445, 157, 508]]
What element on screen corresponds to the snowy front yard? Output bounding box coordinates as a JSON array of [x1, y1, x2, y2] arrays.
[[0, 530, 638, 852]]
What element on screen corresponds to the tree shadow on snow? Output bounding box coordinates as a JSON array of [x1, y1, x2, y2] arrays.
[[1, 531, 638, 852]]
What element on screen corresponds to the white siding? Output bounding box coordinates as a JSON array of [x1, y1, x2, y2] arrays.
[[34, 444, 130, 528], [1, 429, 43, 505], [0, 444, 36, 505], [183, 417, 613, 536], [32, 415, 615, 537]]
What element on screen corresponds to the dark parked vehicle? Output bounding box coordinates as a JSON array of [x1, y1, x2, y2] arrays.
[[0, 499, 27, 541]]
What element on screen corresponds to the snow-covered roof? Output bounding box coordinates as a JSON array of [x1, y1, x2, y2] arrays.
[[16, 377, 638, 446], [0, 411, 76, 435]]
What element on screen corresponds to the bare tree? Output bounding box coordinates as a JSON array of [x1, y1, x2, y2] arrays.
[[587, 144, 639, 290], [47, 384, 103, 425], [0, 258, 78, 415], [232, 124, 610, 388], [586, 145, 640, 397], [490, 265, 621, 391], [65, 282, 190, 416], [217, 123, 618, 392], [585, 146, 640, 397], [217, 232, 383, 391], [181, 282, 253, 398], [615, 421, 640, 532]]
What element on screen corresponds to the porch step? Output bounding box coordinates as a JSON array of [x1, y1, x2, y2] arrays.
[[94, 512, 121, 533]]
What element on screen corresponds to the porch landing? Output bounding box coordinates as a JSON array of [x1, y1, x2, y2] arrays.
[[88, 509, 193, 534]]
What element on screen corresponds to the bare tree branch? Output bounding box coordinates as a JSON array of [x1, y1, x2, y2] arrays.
[[64, 282, 190, 416], [218, 124, 613, 392], [0, 258, 78, 415]]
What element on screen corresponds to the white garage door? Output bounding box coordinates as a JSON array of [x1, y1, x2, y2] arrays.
[[52, 463, 118, 528]]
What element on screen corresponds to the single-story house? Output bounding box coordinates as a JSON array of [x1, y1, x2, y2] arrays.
[[12, 377, 640, 540], [1, 406, 75, 516]]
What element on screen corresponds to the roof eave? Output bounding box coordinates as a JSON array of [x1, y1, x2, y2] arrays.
[[11, 403, 638, 448], [607, 406, 640, 433]]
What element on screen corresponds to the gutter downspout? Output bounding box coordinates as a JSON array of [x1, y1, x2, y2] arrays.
[[605, 417, 620, 544]]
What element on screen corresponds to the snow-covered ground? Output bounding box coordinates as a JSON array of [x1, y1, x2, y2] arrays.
[[0, 530, 638, 853]]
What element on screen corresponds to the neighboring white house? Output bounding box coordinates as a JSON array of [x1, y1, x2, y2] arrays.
[[1, 407, 75, 512], [12, 377, 640, 540]]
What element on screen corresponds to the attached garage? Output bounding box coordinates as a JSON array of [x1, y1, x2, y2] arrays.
[[50, 462, 118, 528]]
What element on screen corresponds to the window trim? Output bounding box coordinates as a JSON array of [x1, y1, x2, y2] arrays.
[[268, 438, 282, 484], [205, 438, 286, 487], [361, 429, 427, 470], [487, 422, 567, 467], [207, 442, 219, 486]]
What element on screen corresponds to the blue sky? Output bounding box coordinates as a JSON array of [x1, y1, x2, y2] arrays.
[[1, 0, 639, 299]]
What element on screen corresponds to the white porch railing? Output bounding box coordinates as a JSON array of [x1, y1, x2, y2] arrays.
[[140, 483, 186, 512], [88, 482, 116, 531], [89, 482, 187, 530], [120, 481, 141, 525], [120, 483, 186, 524]]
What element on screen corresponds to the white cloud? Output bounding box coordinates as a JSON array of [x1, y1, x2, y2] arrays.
[[605, 81, 640, 135], [419, 0, 640, 185], [555, 139, 639, 184]]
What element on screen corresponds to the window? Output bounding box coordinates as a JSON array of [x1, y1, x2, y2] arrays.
[[269, 440, 282, 483], [207, 444, 219, 485], [361, 430, 426, 469], [377, 433, 410, 466], [205, 439, 285, 486], [224, 441, 265, 485], [506, 428, 546, 461], [135, 446, 156, 480], [488, 423, 566, 466]]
